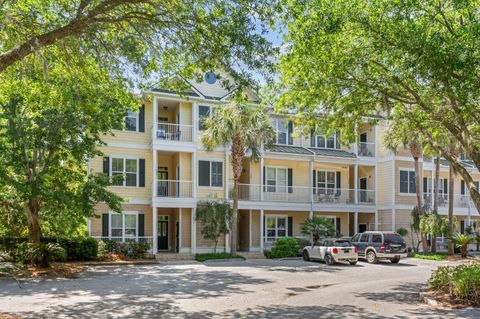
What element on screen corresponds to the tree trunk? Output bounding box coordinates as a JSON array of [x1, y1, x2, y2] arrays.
[[231, 179, 239, 256], [414, 157, 429, 253], [448, 164, 455, 255], [230, 136, 245, 256], [26, 197, 42, 243], [432, 156, 440, 253]]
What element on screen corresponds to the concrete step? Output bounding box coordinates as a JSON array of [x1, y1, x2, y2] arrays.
[[155, 253, 194, 261], [237, 252, 265, 259]]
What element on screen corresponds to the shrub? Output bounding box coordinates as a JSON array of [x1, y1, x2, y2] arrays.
[[13, 242, 66, 266], [99, 240, 150, 260], [58, 237, 98, 261], [269, 238, 299, 258], [429, 264, 480, 305], [194, 252, 245, 262]]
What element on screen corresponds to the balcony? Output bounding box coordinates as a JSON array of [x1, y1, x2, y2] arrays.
[[358, 142, 375, 157], [156, 180, 192, 197], [423, 192, 449, 209], [155, 123, 193, 143], [229, 184, 375, 205]]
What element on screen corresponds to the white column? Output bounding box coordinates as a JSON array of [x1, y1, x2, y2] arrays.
[[152, 97, 158, 142], [374, 209, 379, 231], [260, 157, 264, 201], [192, 102, 198, 142], [249, 210, 252, 251], [87, 218, 91, 236], [152, 206, 158, 254], [191, 207, 197, 254], [225, 148, 229, 199], [431, 170, 435, 208], [260, 209, 264, 251], [374, 165, 378, 205], [354, 164, 358, 203], [353, 123, 359, 155], [354, 211, 359, 234], [178, 208, 182, 252], [192, 152, 197, 198], [153, 150, 158, 198], [309, 160, 314, 204]]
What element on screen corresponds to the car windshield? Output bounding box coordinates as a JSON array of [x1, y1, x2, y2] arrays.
[[384, 233, 405, 245], [332, 240, 351, 247]]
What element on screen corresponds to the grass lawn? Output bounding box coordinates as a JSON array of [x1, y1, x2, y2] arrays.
[[408, 252, 448, 261], [194, 252, 245, 262]]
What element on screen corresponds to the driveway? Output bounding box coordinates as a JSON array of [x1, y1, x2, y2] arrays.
[[0, 258, 479, 318]]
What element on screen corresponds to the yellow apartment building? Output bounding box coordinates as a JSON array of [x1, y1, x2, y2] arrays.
[[87, 72, 480, 255]]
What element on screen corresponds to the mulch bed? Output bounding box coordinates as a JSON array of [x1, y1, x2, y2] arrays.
[[423, 290, 475, 309], [18, 262, 85, 279]]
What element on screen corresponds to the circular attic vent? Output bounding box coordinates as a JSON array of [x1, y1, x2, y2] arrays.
[[205, 71, 216, 84]]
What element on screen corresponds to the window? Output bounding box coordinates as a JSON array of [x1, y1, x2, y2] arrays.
[[198, 105, 210, 131], [371, 234, 382, 243], [111, 157, 138, 187], [265, 216, 287, 242], [271, 119, 288, 145], [313, 133, 340, 149], [125, 110, 138, 131], [399, 170, 416, 194], [266, 167, 287, 193], [352, 234, 361, 242], [316, 170, 337, 194], [110, 212, 138, 240], [360, 233, 369, 243], [198, 160, 223, 187]]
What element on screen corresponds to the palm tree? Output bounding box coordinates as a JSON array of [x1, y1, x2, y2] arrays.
[[447, 143, 461, 255], [201, 98, 274, 255], [431, 155, 440, 253]]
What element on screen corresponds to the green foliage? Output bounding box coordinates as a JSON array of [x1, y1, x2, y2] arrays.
[[396, 228, 409, 237], [408, 252, 448, 261], [419, 214, 449, 237], [100, 240, 150, 260], [13, 242, 66, 266], [194, 253, 245, 262], [429, 265, 480, 305], [455, 234, 473, 258], [269, 238, 299, 258], [57, 237, 98, 261], [196, 200, 232, 253], [300, 216, 335, 243]]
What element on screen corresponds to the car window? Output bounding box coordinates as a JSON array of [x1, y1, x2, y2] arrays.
[[323, 240, 331, 247], [384, 233, 405, 245], [332, 240, 351, 247], [352, 234, 360, 242], [359, 234, 369, 243], [371, 234, 382, 243], [314, 240, 323, 246]]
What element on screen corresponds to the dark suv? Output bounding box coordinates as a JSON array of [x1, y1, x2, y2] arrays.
[[351, 231, 407, 264]]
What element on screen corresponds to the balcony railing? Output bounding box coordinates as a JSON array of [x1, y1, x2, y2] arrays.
[[358, 142, 375, 157], [157, 180, 192, 197], [155, 123, 193, 142], [422, 192, 449, 209], [229, 184, 375, 205]]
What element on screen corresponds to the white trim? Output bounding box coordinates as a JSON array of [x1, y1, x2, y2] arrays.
[[109, 156, 141, 188], [108, 211, 139, 242], [197, 158, 224, 188], [399, 168, 416, 195], [264, 214, 289, 243]]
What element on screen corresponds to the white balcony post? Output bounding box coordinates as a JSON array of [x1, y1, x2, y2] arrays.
[[354, 123, 359, 155], [192, 152, 197, 198], [374, 165, 378, 204], [152, 96, 158, 142], [153, 150, 158, 197], [374, 209, 378, 231], [191, 207, 197, 254], [249, 210, 252, 251], [192, 102, 198, 142], [152, 206, 158, 254], [260, 209, 264, 251], [260, 156, 264, 201], [309, 160, 314, 204], [354, 164, 358, 204], [431, 170, 434, 208], [354, 211, 358, 234]]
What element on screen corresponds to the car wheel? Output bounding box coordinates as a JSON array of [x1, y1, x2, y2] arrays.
[[325, 254, 335, 265], [390, 257, 400, 264], [349, 261, 357, 266], [366, 251, 378, 264], [302, 250, 310, 261]]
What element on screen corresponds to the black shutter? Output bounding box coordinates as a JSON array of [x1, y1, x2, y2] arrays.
[[310, 130, 315, 147], [138, 214, 145, 237], [312, 170, 317, 195], [336, 217, 341, 237], [443, 179, 448, 194], [288, 217, 293, 237], [336, 171, 341, 196], [103, 157, 110, 176], [288, 122, 294, 145], [461, 180, 465, 195], [139, 104, 145, 132], [288, 168, 293, 193], [139, 159, 145, 187], [461, 220, 465, 234], [102, 214, 109, 238], [423, 177, 428, 193], [263, 166, 266, 192]]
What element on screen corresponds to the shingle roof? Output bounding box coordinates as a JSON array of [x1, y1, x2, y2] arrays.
[[266, 145, 357, 159], [267, 145, 314, 155], [151, 88, 200, 98], [308, 148, 357, 158]]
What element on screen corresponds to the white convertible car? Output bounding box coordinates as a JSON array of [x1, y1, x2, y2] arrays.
[[302, 238, 358, 265]]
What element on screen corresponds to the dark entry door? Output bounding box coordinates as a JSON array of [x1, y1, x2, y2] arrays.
[[158, 170, 168, 196], [359, 177, 367, 202], [158, 220, 168, 250]]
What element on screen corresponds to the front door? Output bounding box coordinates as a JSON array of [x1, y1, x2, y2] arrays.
[[359, 177, 367, 202], [158, 217, 169, 250]]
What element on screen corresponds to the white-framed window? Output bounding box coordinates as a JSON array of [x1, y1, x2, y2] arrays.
[[111, 157, 138, 187], [124, 110, 138, 132], [317, 170, 337, 194], [198, 105, 211, 131], [266, 167, 288, 193], [271, 119, 288, 145], [110, 212, 138, 241], [400, 169, 416, 194], [198, 160, 223, 187], [265, 215, 287, 242], [312, 133, 339, 149]]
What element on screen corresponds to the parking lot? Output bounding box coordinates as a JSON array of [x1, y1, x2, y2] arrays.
[[0, 258, 479, 318]]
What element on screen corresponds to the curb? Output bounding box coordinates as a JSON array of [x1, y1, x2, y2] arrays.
[[419, 292, 439, 307], [202, 258, 246, 263], [81, 260, 160, 266]]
